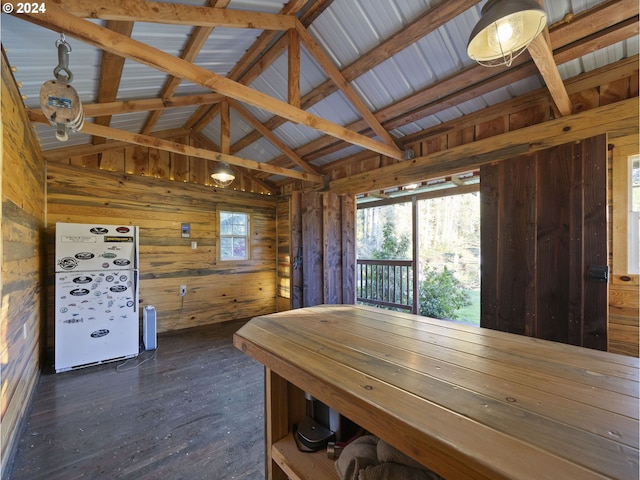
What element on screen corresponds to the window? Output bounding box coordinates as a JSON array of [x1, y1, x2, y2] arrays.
[[219, 211, 250, 261], [629, 155, 640, 274]]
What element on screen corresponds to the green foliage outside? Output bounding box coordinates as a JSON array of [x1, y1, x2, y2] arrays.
[[418, 266, 471, 320], [371, 221, 410, 260], [359, 216, 474, 321]]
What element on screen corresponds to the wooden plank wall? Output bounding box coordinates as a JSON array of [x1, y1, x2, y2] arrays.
[[276, 196, 291, 312], [480, 135, 608, 350], [289, 192, 355, 309], [46, 161, 278, 347], [61, 137, 274, 196], [1, 51, 45, 477], [609, 133, 640, 356]]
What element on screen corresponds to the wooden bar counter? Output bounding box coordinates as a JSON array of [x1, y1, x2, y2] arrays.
[[233, 305, 639, 480]]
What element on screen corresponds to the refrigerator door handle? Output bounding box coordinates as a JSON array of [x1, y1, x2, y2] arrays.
[[134, 226, 139, 270], [133, 270, 138, 313]]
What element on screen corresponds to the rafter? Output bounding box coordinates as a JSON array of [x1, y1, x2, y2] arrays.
[[31, 126, 192, 160], [93, 20, 134, 145], [526, 0, 572, 116], [288, 28, 300, 108], [141, 0, 230, 135], [295, 20, 399, 151], [16, 4, 403, 160], [227, 98, 322, 176], [220, 99, 230, 154], [30, 117, 325, 183], [229, 0, 481, 156], [187, 0, 333, 138], [57, 0, 296, 30], [527, 34, 573, 116], [29, 93, 224, 119]]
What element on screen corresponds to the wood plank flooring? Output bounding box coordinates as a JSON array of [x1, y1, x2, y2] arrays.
[[7, 320, 265, 480]]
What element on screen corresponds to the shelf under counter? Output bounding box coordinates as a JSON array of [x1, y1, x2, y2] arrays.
[[272, 434, 338, 480]]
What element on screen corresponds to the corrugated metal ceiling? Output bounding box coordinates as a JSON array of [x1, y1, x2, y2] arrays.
[[1, 0, 637, 184]]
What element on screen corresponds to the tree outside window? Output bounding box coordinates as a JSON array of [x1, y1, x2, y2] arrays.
[[219, 211, 249, 261]]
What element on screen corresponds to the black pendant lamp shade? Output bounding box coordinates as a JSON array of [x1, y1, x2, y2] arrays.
[[467, 0, 546, 67]]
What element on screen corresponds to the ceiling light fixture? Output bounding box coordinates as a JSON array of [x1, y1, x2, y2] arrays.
[[210, 162, 235, 188], [467, 0, 546, 67]]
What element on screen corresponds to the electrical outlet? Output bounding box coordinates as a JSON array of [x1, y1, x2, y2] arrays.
[[180, 285, 187, 297]]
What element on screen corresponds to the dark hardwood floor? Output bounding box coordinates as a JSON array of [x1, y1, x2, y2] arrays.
[[7, 320, 265, 480]]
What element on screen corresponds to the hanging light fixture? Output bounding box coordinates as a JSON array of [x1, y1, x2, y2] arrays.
[[467, 0, 546, 67], [210, 162, 235, 188]]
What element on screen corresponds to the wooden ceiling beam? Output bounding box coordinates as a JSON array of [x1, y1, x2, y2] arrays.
[[527, 34, 573, 116], [229, 0, 481, 155], [16, 5, 402, 160], [527, 0, 572, 116], [227, 98, 322, 176], [31, 117, 325, 183], [33, 126, 192, 160], [295, 20, 400, 152], [288, 28, 301, 109], [208, 0, 333, 152], [549, 0, 637, 50], [220, 99, 230, 154], [29, 93, 224, 119], [187, 0, 311, 143], [141, 0, 230, 135], [92, 20, 134, 145], [278, 51, 638, 174], [328, 98, 639, 195], [396, 55, 639, 147], [57, 0, 296, 30]]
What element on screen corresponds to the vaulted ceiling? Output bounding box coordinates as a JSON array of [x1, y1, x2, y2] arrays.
[[2, 0, 638, 194]]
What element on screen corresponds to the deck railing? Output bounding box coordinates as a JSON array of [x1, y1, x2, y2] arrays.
[[356, 259, 415, 312]]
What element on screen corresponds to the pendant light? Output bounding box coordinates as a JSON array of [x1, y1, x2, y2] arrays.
[[211, 162, 235, 188], [467, 0, 546, 67]]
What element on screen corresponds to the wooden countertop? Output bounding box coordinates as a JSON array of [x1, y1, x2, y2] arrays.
[[233, 304, 639, 480]]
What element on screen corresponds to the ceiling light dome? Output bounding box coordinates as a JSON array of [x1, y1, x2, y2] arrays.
[[211, 162, 235, 188], [467, 0, 546, 67]]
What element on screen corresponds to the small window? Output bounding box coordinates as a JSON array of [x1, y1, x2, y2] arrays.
[[219, 211, 250, 261], [629, 155, 640, 274]]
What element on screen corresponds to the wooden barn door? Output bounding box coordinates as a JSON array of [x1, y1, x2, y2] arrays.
[[290, 191, 356, 308], [481, 134, 608, 350]]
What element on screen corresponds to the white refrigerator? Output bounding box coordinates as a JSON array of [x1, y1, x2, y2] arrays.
[[55, 222, 139, 372]]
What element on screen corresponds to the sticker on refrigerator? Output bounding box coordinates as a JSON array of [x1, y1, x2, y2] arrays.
[[90, 227, 109, 235], [113, 259, 131, 266], [75, 252, 95, 260], [70, 288, 90, 296], [105, 236, 133, 243], [63, 318, 83, 324], [58, 257, 78, 270], [73, 276, 92, 284], [90, 329, 109, 338], [61, 235, 97, 243], [116, 227, 130, 233]]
